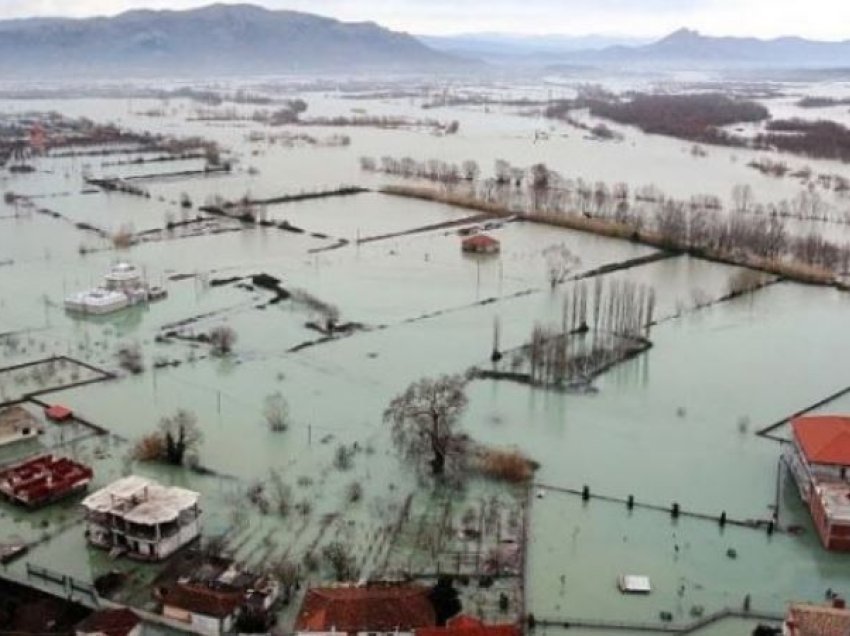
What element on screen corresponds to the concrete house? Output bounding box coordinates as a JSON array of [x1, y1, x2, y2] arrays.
[[784, 415, 850, 551], [81, 476, 201, 560]]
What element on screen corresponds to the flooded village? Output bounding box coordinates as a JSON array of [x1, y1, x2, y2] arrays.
[[2, 5, 850, 636]]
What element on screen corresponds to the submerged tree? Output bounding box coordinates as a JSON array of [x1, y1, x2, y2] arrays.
[[543, 243, 581, 290], [116, 342, 144, 374], [322, 541, 356, 581], [159, 409, 203, 466], [383, 374, 469, 477], [264, 392, 290, 432], [271, 558, 302, 605], [209, 325, 237, 356]]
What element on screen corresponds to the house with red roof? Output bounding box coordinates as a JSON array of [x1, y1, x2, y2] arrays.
[[294, 583, 436, 636], [45, 404, 73, 423], [784, 416, 850, 551], [461, 234, 500, 255], [155, 557, 280, 635], [75, 608, 141, 636], [159, 584, 244, 635], [0, 454, 93, 508], [783, 601, 850, 636], [417, 615, 520, 636]]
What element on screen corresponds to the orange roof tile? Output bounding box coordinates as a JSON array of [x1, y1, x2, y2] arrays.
[[76, 608, 140, 636], [295, 585, 436, 633], [792, 416, 850, 466], [787, 603, 850, 636], [462, 235, 499, 247], [417, 614, 520, 636], [161, 584, 243, 619]]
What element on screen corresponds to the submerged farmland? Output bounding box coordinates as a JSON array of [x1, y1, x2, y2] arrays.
[[0, 82, 849, 636]]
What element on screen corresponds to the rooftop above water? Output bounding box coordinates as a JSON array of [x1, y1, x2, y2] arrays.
[[82, 476, 199, 525]]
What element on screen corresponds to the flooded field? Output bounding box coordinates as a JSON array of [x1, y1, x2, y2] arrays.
[[1, 80, 850, 636]]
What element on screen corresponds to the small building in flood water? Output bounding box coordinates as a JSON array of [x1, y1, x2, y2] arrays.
[[461, 234, 500, 255], [783, 601, 850, 636], [0, 454, 93, 508], [784, 415, 850, 551]]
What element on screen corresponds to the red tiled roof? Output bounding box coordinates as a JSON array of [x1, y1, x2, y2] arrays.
[[295, 585, 436, 633], [792, 416, 850, 466], [418, 614, 520, 636], [76, 608, 140, 636], [161, 584, 243, 619], [76, 608, 142, 636], [0, 454, 93, 505], [462, 235, 499, 248], [787, 603, 850, 636], [45, 405, 73, 421]]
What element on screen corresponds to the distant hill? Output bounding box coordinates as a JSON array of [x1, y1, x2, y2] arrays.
[[551, 29, 850, 70], [0, 3, 467, 78], [418, 33, 649, 64]]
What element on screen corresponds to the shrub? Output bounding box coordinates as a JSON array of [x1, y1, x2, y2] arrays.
[[132, 433, 165, 462], [334, 445, 354, 470], [209, 326, 237, 356], [346, 481, 363, 503], [112, 225, 134, 249], [295, 498, 312, 516], [264, 392, 289, 432], [117, 343, 144, 374], [478, 448, 535, 483]]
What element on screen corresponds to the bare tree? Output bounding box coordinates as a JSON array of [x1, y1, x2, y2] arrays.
[[159, 409, 203, 466], [731, 183, 754, 213], [116, 343, 144, 374], [322, 541, 355, 581], [209, 325, 237, 356], [268, 469, 293, 516], [264, 392, 290, 432], [462, 160, 480, 181], [494, 159, 512, 185], [543, 244, 580, 289], [271, 559, 302, 605], [383, 374, 469, 476]]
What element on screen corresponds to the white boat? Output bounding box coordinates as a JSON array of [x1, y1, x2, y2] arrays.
[[104, 262, 143, 291], [618, 574, 652, 594], [64, 288, 130, 315], [65, 262, 153, 315]]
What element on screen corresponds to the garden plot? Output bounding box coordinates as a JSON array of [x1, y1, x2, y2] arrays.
[[0, 356, 111, 406]]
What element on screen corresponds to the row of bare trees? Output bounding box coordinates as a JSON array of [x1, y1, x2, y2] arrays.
[[361, 156, 480, 184], [391, 158, 850, 277], [520, 279, 655, 387]]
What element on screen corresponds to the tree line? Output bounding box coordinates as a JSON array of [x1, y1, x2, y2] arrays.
[[379, 158, 850, 280]]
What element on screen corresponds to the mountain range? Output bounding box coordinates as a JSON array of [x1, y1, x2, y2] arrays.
[[0, 3, 462, 78], [2, 4, 850, 79], [550, 29, 850, 69], [418, 33, 650, 64], [425, 28, 850, 70]]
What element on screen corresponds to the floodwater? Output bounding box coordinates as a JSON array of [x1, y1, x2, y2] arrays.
[[1, 81, 849, 635]]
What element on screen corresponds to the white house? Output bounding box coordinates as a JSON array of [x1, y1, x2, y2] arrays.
[[81, 475, 201, 560], [65, 262, 151, 315]]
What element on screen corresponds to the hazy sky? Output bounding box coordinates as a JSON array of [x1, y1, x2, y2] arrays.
[[3, 0, 850, 39]]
